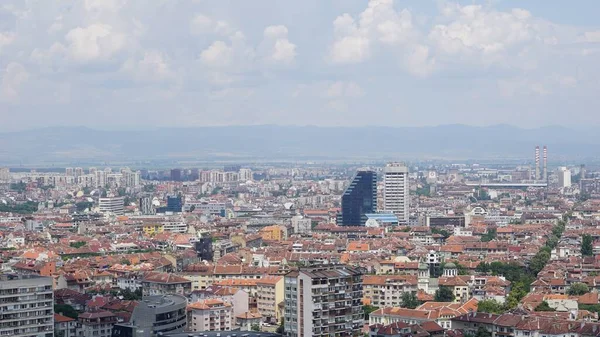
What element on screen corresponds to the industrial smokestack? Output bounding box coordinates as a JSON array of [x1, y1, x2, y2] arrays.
[[535, 146, 540, 181], [543, 146, 548, 181]]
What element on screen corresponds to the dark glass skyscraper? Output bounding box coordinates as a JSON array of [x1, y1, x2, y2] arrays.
[[337, 170, 377, 226]]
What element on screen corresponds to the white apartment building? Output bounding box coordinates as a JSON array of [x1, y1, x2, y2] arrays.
[[187, 299, 233, 332], [0, 167, 9, 181], [558, 167, 572, 188], [98, 196, 125, 215], [383, 163, 410, 223], [0, 274, 54, 337], [239, 168, 253, 181], [284, 265, 364, 337]]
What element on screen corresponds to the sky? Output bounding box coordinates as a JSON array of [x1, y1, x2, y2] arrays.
[[0, 0, 599, 131]]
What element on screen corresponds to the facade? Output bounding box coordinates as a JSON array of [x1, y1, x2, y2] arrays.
[[260, 225, 286, 241], [0, 167, 9, 181], [111, 294, 187, 337], [284, 265, 364, 337], [558, 167, 572, 188], [157, 196, 183, 214], [187, 299, 233, 332], [139, 197, 155, 215], [78, 311, 117, 337], [383, 163, 409, 224], [141, 272, 192, 296], [337, 170, 377, 226], [0, 274, 54, 337], [54, 313, 78, 337], [98, 197, 125, 215], [256, 276, 285, 324]]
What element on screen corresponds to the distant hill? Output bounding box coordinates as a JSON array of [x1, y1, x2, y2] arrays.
[[0, 125, 597, 165]]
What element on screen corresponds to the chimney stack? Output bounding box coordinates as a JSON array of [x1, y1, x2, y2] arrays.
[[535, 146, 540, 181], [543, 145, 548, 181]]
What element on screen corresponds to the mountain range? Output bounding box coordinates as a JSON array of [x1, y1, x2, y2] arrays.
[[0, 125, 597, 165]]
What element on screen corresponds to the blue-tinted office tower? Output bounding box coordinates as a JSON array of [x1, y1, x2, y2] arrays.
[[337, 170, 377, 226]]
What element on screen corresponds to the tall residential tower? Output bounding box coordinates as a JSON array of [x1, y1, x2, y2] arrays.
[[383, 163, 410, 224]]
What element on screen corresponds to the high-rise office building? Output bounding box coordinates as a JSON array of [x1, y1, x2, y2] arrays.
[[383, 163, 410, 224], [99, 196, 125, 215], [0, 274, 54, 337], [284, 265, 364, 337], [337, 170, 376, 226], [156, 196, 183, 214], [170, 169, 182, 182]]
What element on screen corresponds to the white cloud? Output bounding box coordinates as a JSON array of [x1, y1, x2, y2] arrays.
[[84, 0, 125, 12], [578, 31, 600, 43], [429, 4, 537, 65], [262, 25, 296, 64], [190, 14, 214, 34], [122, 50, 173, 82], [1, 62, 29, 101], [200, 40, 234, 67], [64, 24, 126, 62], [329, 0, 417, 64], [0, 32, 16, 52]]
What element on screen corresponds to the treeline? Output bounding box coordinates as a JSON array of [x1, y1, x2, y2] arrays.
[[0, 201, 38, 214], [478, 219, 566, 312]]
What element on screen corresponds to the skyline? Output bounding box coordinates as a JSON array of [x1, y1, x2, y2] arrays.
[[1, 0, 599, 131]]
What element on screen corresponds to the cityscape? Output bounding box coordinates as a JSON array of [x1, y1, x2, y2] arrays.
[[1, 1, 600, 337]]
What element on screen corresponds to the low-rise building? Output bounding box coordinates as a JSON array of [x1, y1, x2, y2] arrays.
[[187, 299, 234, 332]]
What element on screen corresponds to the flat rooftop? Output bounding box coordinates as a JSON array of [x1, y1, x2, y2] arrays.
[[0, 273, 50, 282], [163, 333, 281, 337]]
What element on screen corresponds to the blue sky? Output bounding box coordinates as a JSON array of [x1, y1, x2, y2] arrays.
[[0, 0, 599, 131]]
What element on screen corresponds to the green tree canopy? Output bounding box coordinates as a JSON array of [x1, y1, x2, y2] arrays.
[[363, 305, 379, 320], [568, 283, 590, 296], [434, 286, 455, 302], [401, 292, 420, 309], [582, 234, 593, 256], [54, 304, 78, 319], [534, 301, 555, 312], [477, 299, 504, 314]]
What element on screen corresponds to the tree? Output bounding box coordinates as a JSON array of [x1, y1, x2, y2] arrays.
[[276, 318, 285, 334], [505, 282, 527, 309], [568, 283, 590, 296], [582, 234, 593, 256], [545, 235, 559, 250], [477, 299, 504, 314], [363, 305, 379, 320], [481, 228, 497, 242], [434, 286, 454, 302], [476, 262, 490, 273], [529, 250, 550, 276], [401, 292, 420, 309], [75, 201, 93, 212], [251, 324, 261, 332], [69, 241, 87, 249], [119, 288, 142, 300], [475, 326, 492, 337], [534, 301, 555, 312], [54, 304, 78, 319]]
